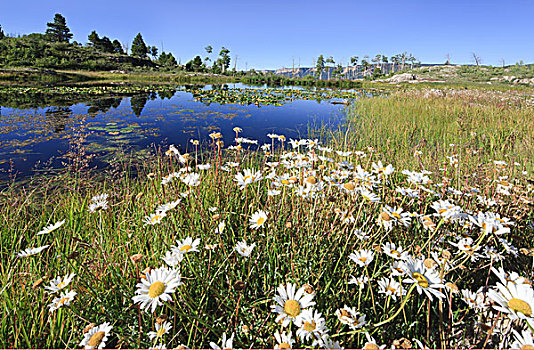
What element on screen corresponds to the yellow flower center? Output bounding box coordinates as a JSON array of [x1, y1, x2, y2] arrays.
[[343, 182, 356, 191], [148, 281, 166, 298], [283, 299, 301, 318], [281, 179, 290, 185], [387, 286, 396, 293], [152, 215, 162, 223], [380, 212, 391, 221], [302, 320, 316, 332], [499, 180, 510, 187], [279, 342, 291, 349], [180, 245, 192, 252], [156, 326, 166, 337], [359, 257, 368, 263], [507, 298, 532, 316], [256, 217, 265, 226], [57, 297, 69, 306], [520, 345, 534, 350], [392, 212, 401, 219], [390, 249, 401, 257], [305, 176, 317, 185], [364, 343, 380, 349], [88, 331, 106, 347], [438, 208, 448, 214], [412, 272, 429, 288], [57, 281, 66, 289], [244, 175, 253, 182]]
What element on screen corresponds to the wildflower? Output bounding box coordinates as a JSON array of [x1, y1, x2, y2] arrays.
[[271, 283, 315, 327], [143, 211, 167, 225], [274, 331, 295, 349], [491, 267, 529, 286], [17, 245, 50, 258], [161, 250, 183, 267], [79, 322, 112, 349], [348, 275, 369, 288], [487, 282, 534, 321], [88, 195, 109, 212], [371, 161, 394, 178], [156, 200, 181, 213], [196, 163, 211, 170], [173, 237, 201, 254], [235, 169, 262, 189], [45, 273, 76, 293], [378, 277, 406, 301], [148, 321, 172, 340], [322, 336, 343, 349], [349, 249, 374, 267], [431, 200, 465, 221], [403, 258, 446, 301], [511, 328, 534, 350], [359, 188, 380, 203], [210, 333, 234, 349], [460, 289, 479, 309], [48, 290, 77, 313], [296, 309, 328, 344], [181, 172, 201, 187], [362, 333, 387, 349], [215, 221, 225, 234], [268, 189, 282, 196], [132, 266, 182, 313], [335, 305, 367, 330], [249, 210, 268, 229], [37, 219, 65, 235], [382, 242, 409, 260], [235, 241, 256, 257]]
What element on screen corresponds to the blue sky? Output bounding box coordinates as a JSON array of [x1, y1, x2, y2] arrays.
[[1, 0, 533, 70]]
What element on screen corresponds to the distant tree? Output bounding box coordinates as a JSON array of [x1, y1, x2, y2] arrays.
[[88, 30, 100, 47], [204, 45, 213, 67], [361, 56, 370, 76], [325, 56, 335, 79], [217, 47, 231, 73], [372, 67, 383, 79], [185, 55, 205, 72], [349, 56, 358, 79], [131, 33, 148, 58], [333, 63, 343, 80], [158, 52, 177, 67], [499, 58, 505, 68], [112, 39, 124, 54], [315, 55, 325, 79], [150, 46, 158, 59], [46, 13, 73, 43], [0, 25, 5, 40], [372, 54, 381, 68], [471, 52, 482, 67]]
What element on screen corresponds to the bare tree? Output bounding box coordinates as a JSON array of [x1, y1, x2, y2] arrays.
[[445, 53, 451, 65], [499, 58, 506, 68], [471, 52, 482, 67]]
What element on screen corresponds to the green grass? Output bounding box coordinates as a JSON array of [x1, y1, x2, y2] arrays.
[[1, 88, 533, 349]]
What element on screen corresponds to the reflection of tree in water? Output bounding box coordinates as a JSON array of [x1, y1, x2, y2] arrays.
[[87, 97, 123, 114], [158, 89, 176, 100], [45, 107, 72, 133], [130, 94, 148, 116]]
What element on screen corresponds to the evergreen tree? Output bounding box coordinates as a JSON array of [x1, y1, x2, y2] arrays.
[[185, 55, 204, 72], [46, 13, 73, 43], [112, 40, 124, 54], [217, 47, 230, 73], [88, 30, 100, 47], [158, 52, 177, 67], [315, 55, 325, 79], [0, 25, 5, 40], [150, 46, 158, 59], [131, 33, 148, 58]]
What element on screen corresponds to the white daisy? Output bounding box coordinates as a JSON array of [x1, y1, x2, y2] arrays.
[[132, 266, 182, 313], [271, 283, 315, 327], [48, 290, 77, 313], [148, 321, 172, 340], [377, 277, 406, 301], [511, 328, 534, 350], [235, 241, 256, 257], [235, 169, 262, 190], [79, 322, 112, 349], [349, 249, 374, 267], [173, 237, 201, 254], [487, 282, 534, 322], [17, 245, 50, 258], [403, 258, 446, 301], [295, 308, 328, 344], [37, 219, 65, 235], [249, 210, 268, 229], [44, 273, 76, 293], [382, 242, 409, 260], [335, 305, 367, 330], [143, 211, 167, 225], [162, 250, 184, 267], [274, 330, 295, 349], [210, 332, 234, 349]]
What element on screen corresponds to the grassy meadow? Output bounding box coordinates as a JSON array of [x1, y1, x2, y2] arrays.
[[1, 87, 534, 349]]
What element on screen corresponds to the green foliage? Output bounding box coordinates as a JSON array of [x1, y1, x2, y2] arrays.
[[158, 52, 177, 67], [315, 54, 325, 79], [0, 25, 4, 40], [131, 33, 148, 58], [185, 55, 205, 72], [45, 13, 73, 43]]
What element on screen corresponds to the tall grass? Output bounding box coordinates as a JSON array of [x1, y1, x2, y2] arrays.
[[1, 88, 533, 349]]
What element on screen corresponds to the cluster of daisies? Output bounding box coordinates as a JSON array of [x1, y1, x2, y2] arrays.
[[15, 128, 533, 349]]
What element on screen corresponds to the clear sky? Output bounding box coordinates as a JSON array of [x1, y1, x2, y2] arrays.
[[1, 0, 533, 70]]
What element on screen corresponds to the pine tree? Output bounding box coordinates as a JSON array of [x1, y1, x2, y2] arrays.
[[0, 25, 5, 40], [46, 13, 73, 42], [112, 40, 124, 54], [131, 33, 148, 58]]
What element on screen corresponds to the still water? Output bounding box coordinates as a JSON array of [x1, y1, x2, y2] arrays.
[[0, 83, 358, 179]]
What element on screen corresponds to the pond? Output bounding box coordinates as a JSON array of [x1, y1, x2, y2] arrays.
[[0, 83, 369, 180]]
